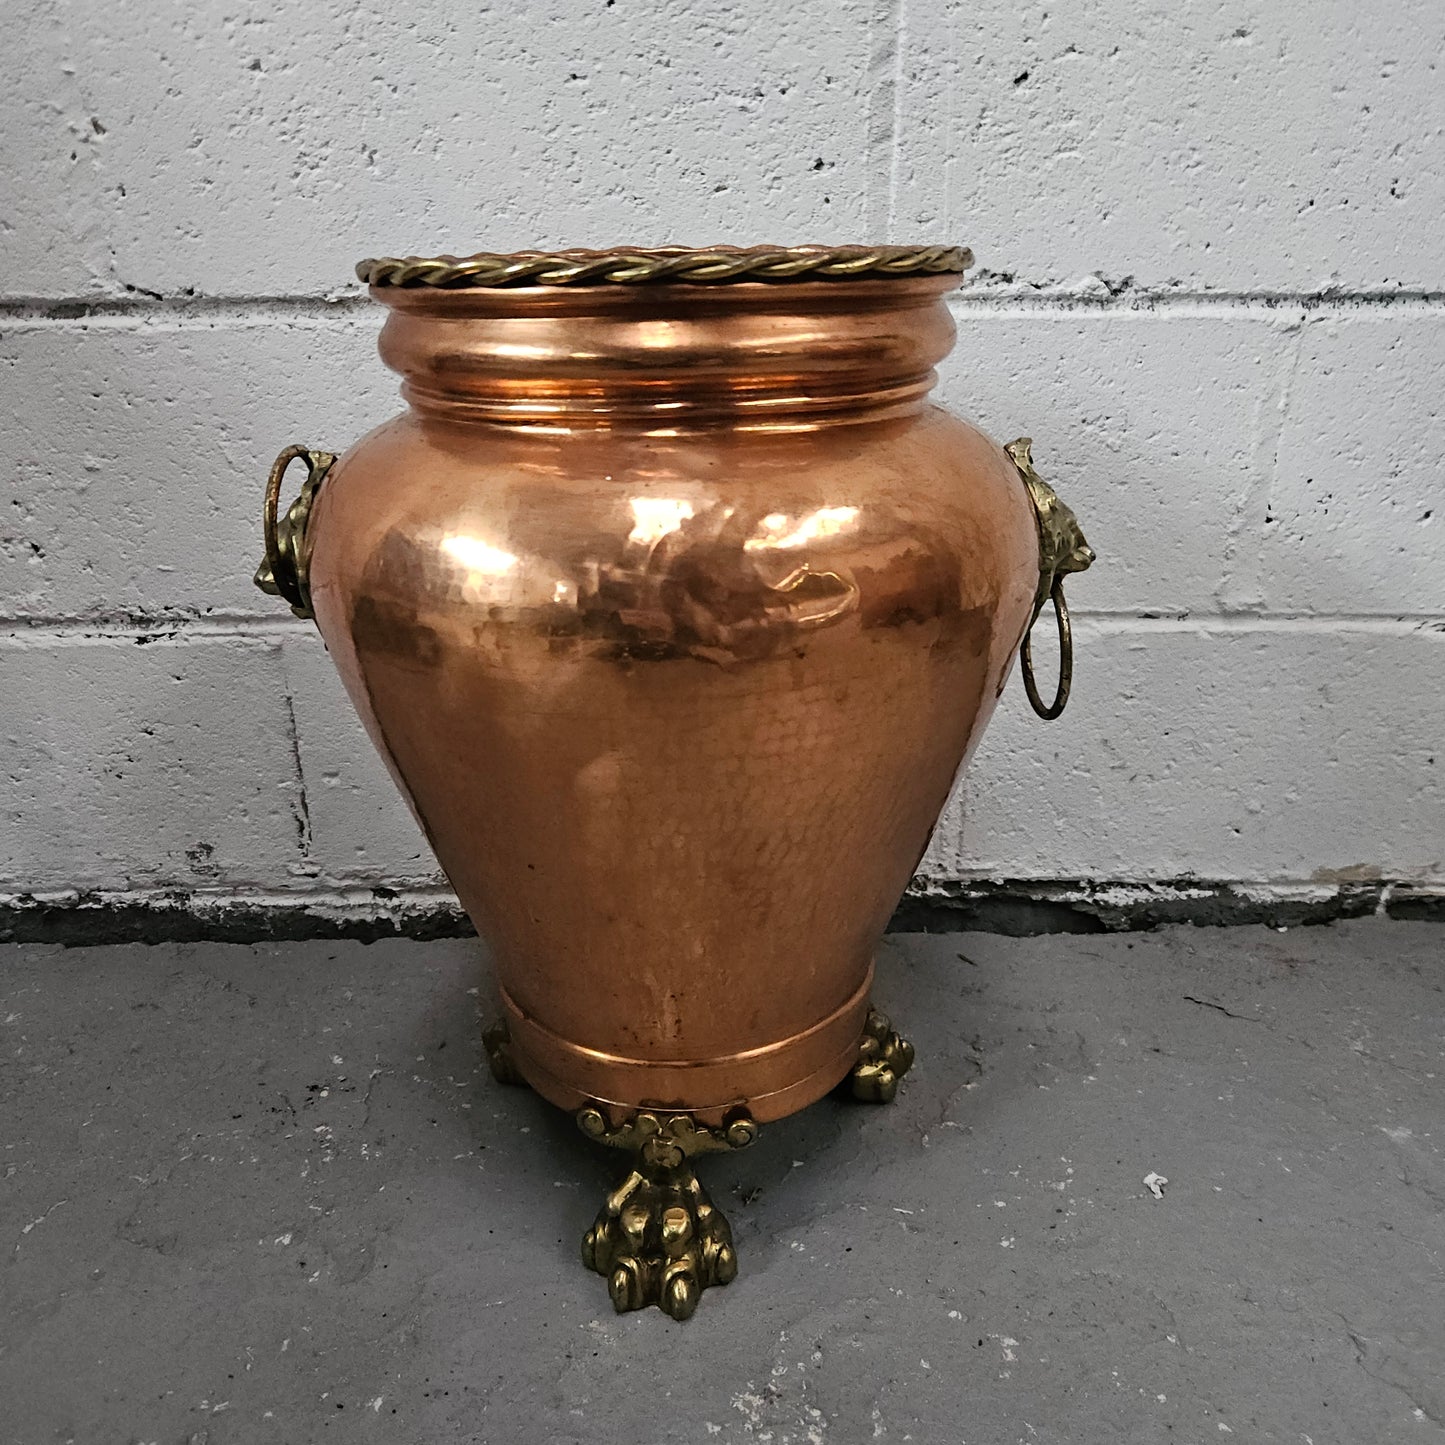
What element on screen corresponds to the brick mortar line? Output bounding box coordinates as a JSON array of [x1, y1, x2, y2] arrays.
[[953, 288, 1445, 315], [862, 0, 904, 238], [1, 289, 1444, 330], [1, 613, 1440, 644]]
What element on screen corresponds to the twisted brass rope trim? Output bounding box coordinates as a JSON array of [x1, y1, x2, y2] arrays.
[[356, 244, 973, 289]]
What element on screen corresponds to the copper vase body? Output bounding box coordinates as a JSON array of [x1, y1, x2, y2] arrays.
[[254, 248, 1096, 1315], [298, 272, 1033, 1125]]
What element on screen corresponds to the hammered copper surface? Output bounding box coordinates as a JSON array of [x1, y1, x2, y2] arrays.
[[305, 274, 1038, 1124]]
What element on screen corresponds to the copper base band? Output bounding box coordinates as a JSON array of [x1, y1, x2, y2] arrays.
[[500, 965, 874, 1127]]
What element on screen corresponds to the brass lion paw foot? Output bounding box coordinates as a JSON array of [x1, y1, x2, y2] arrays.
[[581, 1162, 738, 1320], [577, 1107, 756, 1320], [846, 1007, 915, 1103]]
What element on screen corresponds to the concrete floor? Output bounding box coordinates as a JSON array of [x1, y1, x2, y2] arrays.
[[1, 922, 1441, 1444]]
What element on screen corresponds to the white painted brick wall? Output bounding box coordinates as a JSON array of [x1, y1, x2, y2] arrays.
[[3, 0, 1442, 914]]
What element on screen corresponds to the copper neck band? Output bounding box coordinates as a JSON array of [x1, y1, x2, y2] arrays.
[[374, 274, 960, 430]]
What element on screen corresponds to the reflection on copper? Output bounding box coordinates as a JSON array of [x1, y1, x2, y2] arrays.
[[627, 497, 696, 547], [441, 534, 519, 575], [744, 505, 860, 552]]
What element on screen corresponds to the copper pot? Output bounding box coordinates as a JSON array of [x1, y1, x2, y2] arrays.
[[255, 244, 1092, 1319]]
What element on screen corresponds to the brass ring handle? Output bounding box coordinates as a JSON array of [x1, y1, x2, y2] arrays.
[[1004, 437, 1094, 721], [254, 444, 336, 619], [1020, 575, 1073, 720]]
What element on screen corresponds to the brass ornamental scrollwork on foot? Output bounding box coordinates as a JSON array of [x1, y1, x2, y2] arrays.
[[846, 1007, 916, 1103], [1005, 438, 1096, 720], [254, 444, 335, 620], [578, 1108, 756, 1321]]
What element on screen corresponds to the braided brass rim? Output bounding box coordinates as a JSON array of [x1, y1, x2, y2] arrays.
[[356, 244, 973, 289]]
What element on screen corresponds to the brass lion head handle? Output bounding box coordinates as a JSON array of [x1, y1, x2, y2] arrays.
[[1005, 438, 1095, 720], [254, 444, 336, 620]]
